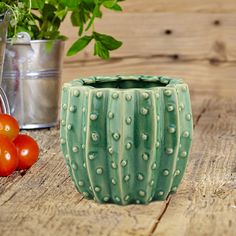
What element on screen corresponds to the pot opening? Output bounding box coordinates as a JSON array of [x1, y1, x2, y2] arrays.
[[85, 80, 168, 89]]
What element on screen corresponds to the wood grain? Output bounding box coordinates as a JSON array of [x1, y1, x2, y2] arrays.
[[62, 13, 236, 60], [154, 98, 236, 236], [61, 13, 236, 98], [0, 95, 235, 236], [62, 58, 236, 98], [0, 94, 206, 236], [121, 0, 236, 13]]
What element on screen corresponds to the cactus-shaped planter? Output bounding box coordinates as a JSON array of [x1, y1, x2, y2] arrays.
[[60, 75, 193, 205]]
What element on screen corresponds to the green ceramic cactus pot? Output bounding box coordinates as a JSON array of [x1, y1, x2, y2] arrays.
[[60, 75, 193, 205]]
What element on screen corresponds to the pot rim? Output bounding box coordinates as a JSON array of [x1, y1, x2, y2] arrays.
[[65, 75, 185, 90]]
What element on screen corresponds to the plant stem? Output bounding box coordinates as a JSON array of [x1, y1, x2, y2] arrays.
[[92, 22, 95, 32]]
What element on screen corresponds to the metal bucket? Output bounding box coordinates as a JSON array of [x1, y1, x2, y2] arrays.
[[2, 38, 64, 129], [0, 11, 10, 114]]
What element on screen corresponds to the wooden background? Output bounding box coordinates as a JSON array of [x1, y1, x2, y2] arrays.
[[0, 1, 235, 236], [61, 0, 236, 98]]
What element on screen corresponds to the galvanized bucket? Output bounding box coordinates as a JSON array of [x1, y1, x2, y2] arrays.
[[0, 11, 10, 114], [2, 37, 64, 129]]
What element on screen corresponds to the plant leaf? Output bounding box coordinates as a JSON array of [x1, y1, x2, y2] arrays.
[[41, 4, 57, 21], [71, 11, 82, 26], [59, 0, 79, 9], [111, 3, 122, 11], [31, 0, 45, 9], [55, 9, 68, 21], [93, 32, 122, 50], [94, 4, 102, 18], [67, 35, 93, 56], [94, 41, 110, 60], [71, 8, 90, 27], [103, 0, 122, 11]]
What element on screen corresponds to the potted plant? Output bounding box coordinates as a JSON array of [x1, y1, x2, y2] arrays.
[[0, 0, 124, 129]]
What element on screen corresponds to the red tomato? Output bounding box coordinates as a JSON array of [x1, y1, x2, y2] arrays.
[[0, 136, 18, 177], [0, 114, 19, 141], [13, 134, 39, 170]]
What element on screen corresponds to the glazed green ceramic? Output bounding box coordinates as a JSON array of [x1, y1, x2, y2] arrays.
[[60, 75, 193, 205]]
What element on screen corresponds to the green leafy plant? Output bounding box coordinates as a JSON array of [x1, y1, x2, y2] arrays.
[[0, 0, 124, 59]]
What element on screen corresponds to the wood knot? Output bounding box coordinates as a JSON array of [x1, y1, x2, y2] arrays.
[[172, 54, 179, 60], [209, 57, 221, 65], [165, 29, 172, 35], [213, 20, 221, 26]]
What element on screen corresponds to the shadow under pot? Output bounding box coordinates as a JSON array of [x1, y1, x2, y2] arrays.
[[2, 39, 64, 129], [60, 75, 193, 205]]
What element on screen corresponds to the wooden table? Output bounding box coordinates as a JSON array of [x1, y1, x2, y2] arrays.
[[0, 94, 235, 236], [0, 1, 236, 235]]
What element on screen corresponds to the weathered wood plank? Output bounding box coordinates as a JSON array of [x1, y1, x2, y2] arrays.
[[0, 94, 213, 236], [61, 12, 236, 98], [62, 13, 236, 61], [62, 58, 236, 98], [121, 0, 236, 13], [0, 94, 234, 236], [153, 98, 236, 236]]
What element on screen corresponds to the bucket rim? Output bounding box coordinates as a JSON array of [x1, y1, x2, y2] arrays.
[[6, 39, 65, 45]]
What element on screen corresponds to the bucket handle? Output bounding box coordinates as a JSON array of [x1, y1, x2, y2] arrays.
[[4, 10, 11, 22], [0, 87, 10, 114]]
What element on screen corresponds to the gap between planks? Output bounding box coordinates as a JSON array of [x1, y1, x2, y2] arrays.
[[148, 195, 172, 236]]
